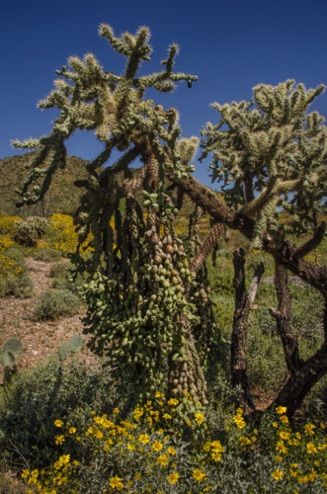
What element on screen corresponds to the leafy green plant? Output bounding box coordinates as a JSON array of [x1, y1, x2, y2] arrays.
[[30, 247, 62, 262], [0, 272, 33, 299], [34, 289, 81, 320], [0, 357, 116, 470], [20, 401, 327, 493]]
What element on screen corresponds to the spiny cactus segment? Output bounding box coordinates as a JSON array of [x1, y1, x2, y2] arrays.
[[58, 335, 84, 362]]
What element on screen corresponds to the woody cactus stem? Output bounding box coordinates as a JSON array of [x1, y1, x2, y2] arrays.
[[191, 222, 223, 273], [231, 249, 264, 410], [269, 259, 301, 375], [168, 316, 208, 406]]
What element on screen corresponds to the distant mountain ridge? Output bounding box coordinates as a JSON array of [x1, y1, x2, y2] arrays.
[[0, 153, 89, 217], [0, 152, 209, 220]]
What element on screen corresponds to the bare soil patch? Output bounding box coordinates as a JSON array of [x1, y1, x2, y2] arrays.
[[0, 258, 96, 384]]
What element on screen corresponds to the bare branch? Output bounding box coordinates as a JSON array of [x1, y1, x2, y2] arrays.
[[294, 221, 326, 259]]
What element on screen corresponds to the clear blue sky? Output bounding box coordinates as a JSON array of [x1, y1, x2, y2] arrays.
[[1, 0, 327, 186]]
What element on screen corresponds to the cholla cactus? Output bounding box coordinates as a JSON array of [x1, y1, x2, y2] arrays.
[[14, 216, 49, 246], [14, 25, 214, 405], [201, 80, 327, 246]]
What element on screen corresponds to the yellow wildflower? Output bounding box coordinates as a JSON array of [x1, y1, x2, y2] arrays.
[[233, 414, 246, 429], [271, 469, 284, 481], [152, 440, 163, 452], [138, 434, 150, 445], [211, 450, 223, 462], [195, 412, 205, 425], [108, 476, 124, 490], [168, 472, 180, 484], [133, 408, 144, 421], [304, 423, 316, 436], [55, 435, 65, 445], [275, 441, 288, 455], [192, 469, 207, 481], [276, 406, 287, 415], [279, 431, 291, 440], [157, 454, 169, 466], [306, 442, 318, 454], [239, 436, 251, 446], [54, 420, 64, 428]]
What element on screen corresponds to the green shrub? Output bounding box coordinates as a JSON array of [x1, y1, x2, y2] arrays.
[[30, 247, 62, 262], [19, 401, 327, 493], [4, 245, 27, 264], [34, 289, 81, 320], [0, 358, 116, 470], [13, 217, 49, 247], [0, 272, 33, 299], [49, 261, 67, 279], [48, 261, 80, 294]]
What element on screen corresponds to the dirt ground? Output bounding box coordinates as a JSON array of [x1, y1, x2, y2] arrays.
[[0, 258, 96, 384]]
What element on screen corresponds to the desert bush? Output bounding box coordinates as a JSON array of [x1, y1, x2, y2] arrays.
[[0, 242, 33, 298], [34, 289, 81, 320], [20, 401, 327, 493], [13, 217, 49, 247], [45, 213, 93, 256], [0, 358, 116, 470], [30, 247, 62, 262], [0, 215, 22, 237], [48, 261, 80, 294], [0, 272, 33, 299]]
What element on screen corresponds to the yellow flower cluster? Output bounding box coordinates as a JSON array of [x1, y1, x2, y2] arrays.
[[203, 440, 225, 462], [0, 214, 23, 278], [43, 213, 94, 256], [0, 214, 22, 235], [233, 407, 246, 429], [20, 401, 327, 493], [270, 407, 327, 487], [21, 454, 78, 494]]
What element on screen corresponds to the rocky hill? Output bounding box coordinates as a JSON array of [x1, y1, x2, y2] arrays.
[[0, 152, 89, 217]]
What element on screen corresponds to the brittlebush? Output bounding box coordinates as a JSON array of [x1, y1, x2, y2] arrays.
[[21, 401, 327, 494]]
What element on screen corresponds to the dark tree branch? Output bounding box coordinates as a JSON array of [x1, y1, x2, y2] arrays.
[[269, 259, 302, 375], [178, 175, 255, 236], [294, 221, 326, 259], [231, 248, 264, 411], [267, 239, 327, 296]]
